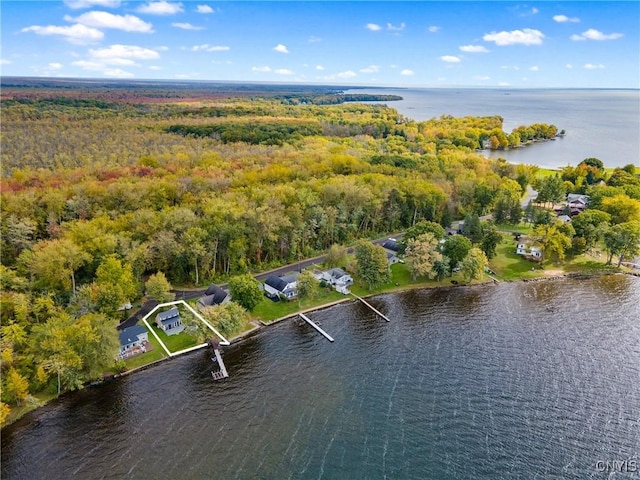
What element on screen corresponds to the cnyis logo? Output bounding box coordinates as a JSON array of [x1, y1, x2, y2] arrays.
[[595, 459, 638, 473]]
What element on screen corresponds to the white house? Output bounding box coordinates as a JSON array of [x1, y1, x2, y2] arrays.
[[516, 243, 542, 261], [118, 325, 148, 359], [264, 273, 298, 300], [155, 306, 184, 335]]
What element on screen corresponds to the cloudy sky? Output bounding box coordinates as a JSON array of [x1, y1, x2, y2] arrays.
[[1, 1, 638, 87]]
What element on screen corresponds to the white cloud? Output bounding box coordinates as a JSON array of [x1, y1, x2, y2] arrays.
[[335, 70, 357, 78], [137, 1, 183, 15], [172, 22, 204, 30], [565, 63, 573, 69], [498, 82, 511, 87], [196, 5, 214, 14], [400, 69, 414, 76], [192, 44, 229, 51], [89, 44, 160, 62], [67, 11, 153, 32], [360, 65, 380, 74], [316, 65, 324, 71], [428, 26, 440, 33], [459, 45, 489, 53], [273, 44, 289, 54], [440, 55, 461, 63], [1, 59, 12, 65], [104, 68, 134, 77], [366, 23, 382, 31], [529, 65, 539, 71], [584, 63, 605, 69], [500, 65, 520, 71], [483, 28, 544, 46], [21, 24, 104, 44], [474, 75, 490, 81], [274, 69, 294, 75], [252, 65, 271, 72], [308, 36, 322, 43], [64, 0, 121, 9], [571, 29, 623, 41], [149, 65, 162, 70], [553, 14, 580, 23], [49, 62, 63, 70], [387, 22, 405, 31]]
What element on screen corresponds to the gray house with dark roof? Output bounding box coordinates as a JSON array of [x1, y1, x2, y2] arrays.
[[264, 273, 298, 300], [118, 325, 148, 359], [155, 306, 184, 335], [197, 284, 229, 309]]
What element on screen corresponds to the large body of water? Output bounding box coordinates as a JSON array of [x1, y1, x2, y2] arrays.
[[348, 88, 640, 169], [3, 275, 639, 479]]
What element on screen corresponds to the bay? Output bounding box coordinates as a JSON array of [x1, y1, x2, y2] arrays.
[[347, 88, 640, 169], [2, 275, 639, 479]]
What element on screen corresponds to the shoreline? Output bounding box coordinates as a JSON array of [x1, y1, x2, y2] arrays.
[[4, 269, 636, 428]]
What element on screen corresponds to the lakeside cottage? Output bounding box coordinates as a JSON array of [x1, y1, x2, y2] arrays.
[[155, 306, 184, 335], [264, 273, 299, 300], [516, 242, 543, 261], [197, 284, 229, 310], [118, 325, 148, 359]]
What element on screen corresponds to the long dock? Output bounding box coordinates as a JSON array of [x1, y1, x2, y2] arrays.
[[298, 313, 334, 342], [210, 338, 229, 380], [351, 294, 391, 322]]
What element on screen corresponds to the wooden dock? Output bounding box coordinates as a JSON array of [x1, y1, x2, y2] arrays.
[[298, 313, 334, 342], [351, 294, 391, 322], [209, 338, 229, 380]]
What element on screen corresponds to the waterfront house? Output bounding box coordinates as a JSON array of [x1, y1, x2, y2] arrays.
[[118, 325, 148, 359], [321, 268, 353, 287], [516, 242, 542, 261], [155, 306, 184, 335], [264, 273, 298, 300], [197, 284, 229, 309]]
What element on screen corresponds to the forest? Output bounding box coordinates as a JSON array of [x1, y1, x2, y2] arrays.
[[1, 80, 638, 424]]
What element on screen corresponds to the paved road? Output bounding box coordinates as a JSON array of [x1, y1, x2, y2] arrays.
[[119, 232, 405, 330]]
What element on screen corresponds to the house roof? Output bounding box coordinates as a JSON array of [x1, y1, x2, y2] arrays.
[[327, 268, 348, 279], [382, 239, 399, 251], [201, 284, 228, 305], [265, 275, 289, 292], [280, 272, 299, 284], [156, 306, 180, 324], [119, 325, 147, 347]]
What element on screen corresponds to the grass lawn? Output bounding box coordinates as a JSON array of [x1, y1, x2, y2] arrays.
[[494, 223, 534, 234], [489, 234, 546, 281], [536, 167, 562, 178], [124, 329, 167, 370], [253, 287, 347, 323]]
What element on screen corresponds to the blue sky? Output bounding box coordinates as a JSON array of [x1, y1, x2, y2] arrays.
[[1, 1, 638, 88]]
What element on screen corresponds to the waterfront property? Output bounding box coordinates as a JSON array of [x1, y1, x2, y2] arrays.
[[318, 268, 353, 295], [264, 273, 299, 300], [118, 325, 149, 359], [155, 307, 184, 335], [516, 241, 542, 261], [197, 284, 229, 310]]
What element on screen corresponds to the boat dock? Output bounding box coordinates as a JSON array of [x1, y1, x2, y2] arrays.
[[351, 294, 391, 322], [298, 313, 334, 342], [209, 338, 229, 380]]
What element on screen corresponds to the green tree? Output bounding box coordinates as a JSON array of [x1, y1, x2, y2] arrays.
[[354, 240, 390, 290], [433, 257, 450, 282], [145, 272, 174, 303], [404, 233, 442, 280], [200, 302, 249, 338], [462, 214, 483, 243], [571, 209, 611, 248], [296, 270, 318, 306], [461, 247, 488, 282], [480, 226, 502, 259], [600, 194, 640, 224], [442, 235, 472, 271], [533, 223, 572, 264], [1, 368, 30, 405], [95, 255, 137, 317], [401, 221, 446, 253], [324, 244, 347, 268], [228, 273, 263, 311], [602, 221, 640, 266]]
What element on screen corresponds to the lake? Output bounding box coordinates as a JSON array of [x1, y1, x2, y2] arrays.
[[2, 275, 639, 479], [347, 88, 640, 169]]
